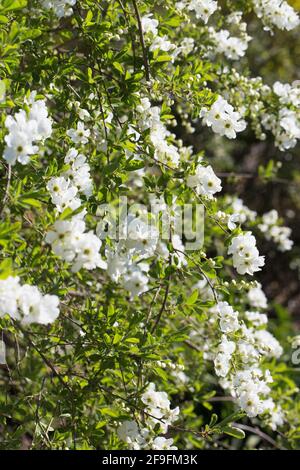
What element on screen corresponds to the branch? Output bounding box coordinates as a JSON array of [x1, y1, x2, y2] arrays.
[[132, 0, 150, 82], [0, 164, 11, 216], [232, 422, 286, 450]]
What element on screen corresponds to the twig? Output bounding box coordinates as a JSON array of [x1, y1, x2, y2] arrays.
[[174, 248, 219, 304], [232, 422, 285, 450], [0, 164, 11, 215], [132, 0, 150, 82], [151, 278, 170, 333], [18, 325, 72, 393]]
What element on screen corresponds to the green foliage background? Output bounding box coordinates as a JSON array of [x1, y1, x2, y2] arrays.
[[0, 0, 300, 450]]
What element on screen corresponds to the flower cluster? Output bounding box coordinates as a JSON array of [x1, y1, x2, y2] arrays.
[[273, 80, 300, 106], [46, 214, 107, 273], [0, 276, 59, 325], [226, 197, 257, 225], [262, 109, 300, 151], [259, 209, 293, 252], [209, 27, 251, 60], [253, 0, 300, 31], [117, 383, 179, 449], [217, 301, 240, 334], [101, 213, 158, 297], [260, 81, 300, 150], [42, 0, 77, 18], [47, 148, 93, 212], [187, 164, 222, 199], [210, 299, 284, 424], [141, 14, 178, 58], [228, 233, 265, 276], [136, 97, 181, 167], [200, 96, 247, 139], [67, 121, 90, 145], [247, 283, 268, 310], [176, 0, 218, 24], [3, 92, 52, 165]]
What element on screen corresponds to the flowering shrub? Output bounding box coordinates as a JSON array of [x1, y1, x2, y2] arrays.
[[0, 0, 300, 450]]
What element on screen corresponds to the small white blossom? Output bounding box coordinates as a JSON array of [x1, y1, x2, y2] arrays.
[[67, 121, 90, 145], [201, 96, 247, 139], [187, 164, 222, 198], [0, 276, 59, 325]]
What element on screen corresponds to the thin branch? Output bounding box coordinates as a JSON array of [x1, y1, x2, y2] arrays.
[[18, 325, 72, 394], [132, 0, 150, 82], [151, 253, 172, 333], [0, 164, 11, 215], [174, 247, 219, 304], [232, 422, 286, 450]]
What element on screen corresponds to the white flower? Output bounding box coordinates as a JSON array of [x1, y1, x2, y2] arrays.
[[71, 232, 107, 273], [46, 215, 107, 273], [46, 217, 85, 261], [228, 232, 265, 275], [210, 28, 251, 60], [105, 244, 132, 283], [273, 81, 300, 106], [149, 35, 176, 53], [141, 383, 170, 410], [201, 96, 247, 139], [28, 95, 52, 140], [141, 383, 180, 433], [67, 121, 90, 144], [254, 330, 283, 358], [47, 176, 81, 213], [4, 123, 38, 165], [3, 93, 52, 166], [214, 335, 236, 377], [0, 276, 59, 325], [228, 197, 257, 224], [117, 421, 148, 450], [122, 265, 149, 298], [245, 311, 268, 327], [136, 100, 181, 167], [63, 149, 93, 197], [259, 210, 293, 251], [141, 14, 159, 36], [125, 216, 159, 257], [152, 437, 177, 450], [42, 0, 77, 18], [267, 407, 285, 430], [179, 37, 195, 55], [247, 284, 268, 309], [253, 0, 299, 31], [217, 301, 240, 333], [230, 368, 275, 417], [177, 0, 218, 24], [0, 276, 22, 319], [187, 164, 222, 198]]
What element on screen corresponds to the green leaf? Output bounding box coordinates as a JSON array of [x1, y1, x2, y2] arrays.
[[1, 0, 27, 11], [18, 197, 42, 208], [124, 159, 145, 171], [113, 61, 124, 74], [155, 55, 172, 63], [222, 426, 246, 440], [209, 413, 218, 427], [186, 290, 198, 305], [0, 258, 13, 279]]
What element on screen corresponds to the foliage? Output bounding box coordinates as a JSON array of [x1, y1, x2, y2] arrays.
[[0, 0, 300, 450]]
